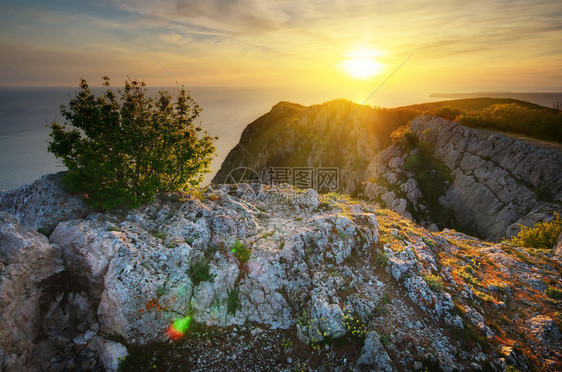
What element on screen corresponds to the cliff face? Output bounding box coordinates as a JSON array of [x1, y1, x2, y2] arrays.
[[1, 176, 561, 371], [215, 101, 561, 241], [213, 100, 416, 194], [363, 116, 562, 241]]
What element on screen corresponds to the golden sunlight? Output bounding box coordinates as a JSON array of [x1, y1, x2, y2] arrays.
[[340, 47, 385, 80]]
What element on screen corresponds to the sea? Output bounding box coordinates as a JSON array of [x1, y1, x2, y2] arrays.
[[1, 87, 559, 191]]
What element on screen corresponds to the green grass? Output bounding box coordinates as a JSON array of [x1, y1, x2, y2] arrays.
[[458, 267, 478, 286], [150, 231, 165, 240], [227, 288, 240, 315], [379, 333, 391, 346], [375, 250, 388, 267], [401, 98, 562, 143], [422, 272, 444, 292], [231, 240, 252, 263], [260, 231, 275, 239], [546, 286, 562, 300], [457, 103, 562, 142], [401, 97, 547, 112], [157, 283, 166, 297], [422, 237, 436, 249], [188, 259, 215, 286]]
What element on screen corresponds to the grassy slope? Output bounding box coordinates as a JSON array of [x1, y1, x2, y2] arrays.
[[399, 97, 549, 112], [399, 97, 562, 143]]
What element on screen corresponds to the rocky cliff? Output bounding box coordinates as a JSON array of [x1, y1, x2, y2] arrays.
[[363, 116, 562, 241], [1, 175, 561, 371], [213, 100, 416, 194], [215, 100, 561, 241]]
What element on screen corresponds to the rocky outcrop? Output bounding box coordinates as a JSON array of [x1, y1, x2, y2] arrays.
[[0, 212, 64, 371], [0, 172, 90, 235], [363, 115, 562, 241], [213, 100, 416, 194], [1, 174, 561, 370], [215, 101, 560, 241], [0, 177, 120, 371], [355, 331, 397, 371]]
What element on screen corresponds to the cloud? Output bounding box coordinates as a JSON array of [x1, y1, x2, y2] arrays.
[[158, 32, 189, 44], [112, 0, 562, 55], [114, 0, 291, 35], [1, 0, 561, 89]]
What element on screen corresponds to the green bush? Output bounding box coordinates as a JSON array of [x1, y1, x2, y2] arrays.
[[48, 77, 216, 210], [510, 213, 561, 249], [403, 152, 423, 171], [534, 182, 553, 202], [188, 258, 215, 285], [425, 106, 465, 121], [403, 141, 453, 226], [422, 272, 444, 292], [546, 286, 562, 300], [342, 308, 367, 340], [375, 250, 388, 267], [226, 288, 240, 315], [231, 240, 252, 263], [390, 125, 418, 150], [456, 103, 562, 142]]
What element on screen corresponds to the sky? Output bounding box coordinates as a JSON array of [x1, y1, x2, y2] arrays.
[[1, 0, 561, 94]]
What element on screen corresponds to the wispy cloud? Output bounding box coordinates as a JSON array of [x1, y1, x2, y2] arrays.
[[0, 0, 561, 89]]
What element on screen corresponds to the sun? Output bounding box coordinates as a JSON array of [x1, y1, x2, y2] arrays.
[[341, 47, 385, 79]]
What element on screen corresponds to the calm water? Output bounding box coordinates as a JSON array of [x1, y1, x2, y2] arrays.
[[0, 86, 434, 191]]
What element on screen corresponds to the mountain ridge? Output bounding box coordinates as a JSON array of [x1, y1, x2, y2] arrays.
[[215, 97, 562, 241]]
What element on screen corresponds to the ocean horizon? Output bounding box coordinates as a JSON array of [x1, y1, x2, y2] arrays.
[[2, 86, 559, 191]]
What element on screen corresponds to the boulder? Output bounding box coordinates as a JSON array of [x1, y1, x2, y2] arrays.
[[0, 172, 89, 234], [527, 315, 562, 345], [0, 212, 64, 370], [355, 331, 397, 372], [88, 336, 128, 372]]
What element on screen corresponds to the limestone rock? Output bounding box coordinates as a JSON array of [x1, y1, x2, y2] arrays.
[[0, 172, 89, 234], [363, 115, 562, 241], [2, 174, 561, 371], [0, 212, 64, 370], [50, 218, 126, 297], [88, 336, 128, 372], [527, 315, 562, 345], [355, 331, 397, 372]]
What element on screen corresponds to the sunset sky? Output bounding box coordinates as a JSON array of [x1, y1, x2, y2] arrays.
[[1, 0, 561, 93]]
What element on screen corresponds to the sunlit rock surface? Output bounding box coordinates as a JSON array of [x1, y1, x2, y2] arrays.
[[1, 174, 561, 371], [363, 115, 562, 241]]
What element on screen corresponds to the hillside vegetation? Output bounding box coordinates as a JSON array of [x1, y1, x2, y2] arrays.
[[401, 98, 562, 142], [213, 99, 419, 193]]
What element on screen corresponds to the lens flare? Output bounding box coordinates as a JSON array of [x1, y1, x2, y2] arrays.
[[166, 315, 192, 341]]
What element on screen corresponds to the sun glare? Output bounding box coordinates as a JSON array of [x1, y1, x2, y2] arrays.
[[341, 48, 385, 80]]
